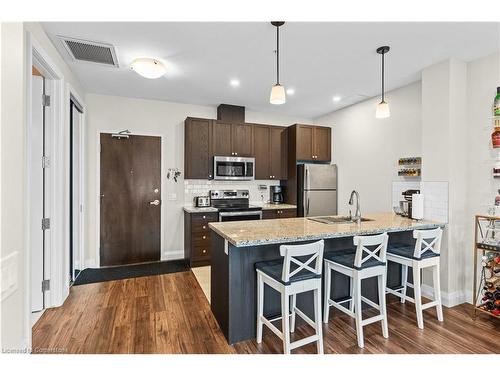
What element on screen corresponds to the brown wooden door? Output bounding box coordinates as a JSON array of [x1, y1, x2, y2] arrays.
[[185, 118, 212, 179], [313, 126, 331, 162], [296, 125, 314, 161], [212, 121, 233, 156], [231, 123, 253, 157], [100, 134, 161, 267], [253, 125, 270, 179], [270, 126, 286, 179]]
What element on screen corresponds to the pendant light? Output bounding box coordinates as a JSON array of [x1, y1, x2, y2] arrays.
[[375, 46, 391, 119], [270, 21, 286, 105]]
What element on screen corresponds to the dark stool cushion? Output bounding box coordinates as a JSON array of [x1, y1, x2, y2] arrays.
[[324, 247, 386, 270], [255, 259, 321, 286], [388, 243, 440, 260]]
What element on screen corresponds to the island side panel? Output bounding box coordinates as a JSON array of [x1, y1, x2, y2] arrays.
[[210, 233, 230, 340]]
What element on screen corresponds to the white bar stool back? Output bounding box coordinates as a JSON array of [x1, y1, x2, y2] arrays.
[[256, 240, 324, 354], [323, 233, 389, 348], [386, 228, 443, 329]]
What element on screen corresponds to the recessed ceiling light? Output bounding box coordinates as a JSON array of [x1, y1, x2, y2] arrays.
[[130, 58, 166, 79], [230, 79, 240, 87], [286, 88, 295, 95], [333, 96, 341, 102]]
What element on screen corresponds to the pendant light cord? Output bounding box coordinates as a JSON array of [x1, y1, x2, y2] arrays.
[[381, 51, 385, 102], [276, 25, 280, 85]]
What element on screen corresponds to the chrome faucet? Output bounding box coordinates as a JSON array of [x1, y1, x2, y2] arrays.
[[349, 190, 361, 224]]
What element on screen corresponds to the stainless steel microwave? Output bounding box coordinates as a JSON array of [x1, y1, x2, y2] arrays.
[[213, 156, 255, 180]]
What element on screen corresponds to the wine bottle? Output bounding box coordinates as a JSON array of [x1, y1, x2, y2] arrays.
[[494, 87, 500, 116]]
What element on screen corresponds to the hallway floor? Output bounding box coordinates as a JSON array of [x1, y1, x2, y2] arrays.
[[32, 271, 500, 354]]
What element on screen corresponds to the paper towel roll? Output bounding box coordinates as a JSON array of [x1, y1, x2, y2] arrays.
[[411, 193, 424, 220]]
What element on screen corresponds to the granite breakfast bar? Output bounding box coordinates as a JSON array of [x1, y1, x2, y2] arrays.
[[209, 213, 444, 344]]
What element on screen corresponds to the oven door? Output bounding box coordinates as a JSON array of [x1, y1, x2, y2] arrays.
[[214, 156, 255, 180], [219, 211, 262, 222]]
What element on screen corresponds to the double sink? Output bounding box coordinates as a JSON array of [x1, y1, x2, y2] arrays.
[[308, 216, 373, 225]]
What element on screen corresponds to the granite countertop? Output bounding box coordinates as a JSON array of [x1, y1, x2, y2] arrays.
[[183, 206, 218, 213], [254, 203, 297, 210], [209, 212, 445, 247], [183, 203, 296, 213]]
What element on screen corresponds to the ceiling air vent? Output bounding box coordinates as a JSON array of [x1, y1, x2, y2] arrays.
[[58, 36, 119, 67]]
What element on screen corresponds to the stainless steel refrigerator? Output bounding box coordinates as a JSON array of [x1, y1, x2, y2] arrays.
[[297, 164, 338, 217]]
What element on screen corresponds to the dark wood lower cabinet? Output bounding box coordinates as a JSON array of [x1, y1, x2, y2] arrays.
[[261, 208, 296, 220], [184, 211, 218, 267]]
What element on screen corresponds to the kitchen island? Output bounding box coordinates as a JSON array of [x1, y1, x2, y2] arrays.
[[209, 213, 445, 344]]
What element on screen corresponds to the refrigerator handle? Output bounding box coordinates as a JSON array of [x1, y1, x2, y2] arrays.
[[305, 166, 309, 190], [306, 196, 310, 216]]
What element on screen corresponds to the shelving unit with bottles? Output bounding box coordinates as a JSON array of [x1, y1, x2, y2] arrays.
[[397, 157, 421, 177], [472, 215, 500, 320]]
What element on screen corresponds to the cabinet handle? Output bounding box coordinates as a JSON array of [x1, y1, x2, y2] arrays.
[[209, 174, 212, 178], [202, 225, 206, 229], [202, 235, 206, 239], [202, 215, 206, 219], [235, 152, 238, 156], [202, 249, 207, 254]]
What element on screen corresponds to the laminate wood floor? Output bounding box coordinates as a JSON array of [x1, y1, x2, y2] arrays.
[[32, 271, 500, 354]]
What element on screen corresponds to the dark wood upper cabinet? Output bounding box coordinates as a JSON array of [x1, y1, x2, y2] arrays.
[[253, 125, 271, 179], [296, 125, 314, 161], [294, 124, 331, 162], [313, 126, 331, 161], [270, 126, 287, 180], [184, 117, 213, 179], [252, 125, 287, 180], [212, 121, 233, 157], [212, 121, 253, 157], [231, 123, 253, 157]]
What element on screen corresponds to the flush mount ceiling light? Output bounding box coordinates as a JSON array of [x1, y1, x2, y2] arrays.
[[333, 96, 341, 102], [286, 88, 295, 95], [130, 58, 166, 79], [270, 21, 286, 105], [375, 46, 391, 119], [230, 79, 240, 87]]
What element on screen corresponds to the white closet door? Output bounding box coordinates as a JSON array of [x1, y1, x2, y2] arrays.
[[72, 105, 81, 278], [30, 75, 44, 312]]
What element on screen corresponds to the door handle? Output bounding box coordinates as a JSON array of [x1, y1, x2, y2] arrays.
[[149, 199, 160, 206]]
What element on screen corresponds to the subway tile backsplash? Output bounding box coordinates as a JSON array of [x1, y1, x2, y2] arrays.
[[420, 181, 449, 223], [184, 180, 280, 205], [392, 180, 448, 223]]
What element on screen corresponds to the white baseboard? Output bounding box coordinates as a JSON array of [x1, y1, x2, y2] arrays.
[[421, 284, 472, 307]]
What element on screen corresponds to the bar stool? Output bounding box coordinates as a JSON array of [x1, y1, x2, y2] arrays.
[[385, 228, 443, 329], [323, 233, 389, 348], [255, 240, 324, 354]]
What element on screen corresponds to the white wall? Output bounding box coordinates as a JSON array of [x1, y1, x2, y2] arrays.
[[1, 22, 26, 351], [85, 94, 312, 265], [421, 58, 469, 305], [0, 22, 85, 351], [315, 82, 422, 215]]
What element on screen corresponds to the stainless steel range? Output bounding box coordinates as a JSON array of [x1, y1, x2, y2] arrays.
[[210, 190, 262, 222]]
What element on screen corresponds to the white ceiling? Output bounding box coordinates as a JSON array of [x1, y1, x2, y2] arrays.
[[42, 22, 499, 118]]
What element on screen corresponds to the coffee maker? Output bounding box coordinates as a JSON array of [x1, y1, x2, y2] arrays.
[[270, 186, 284, 204], [400, 189, 420, 218]]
